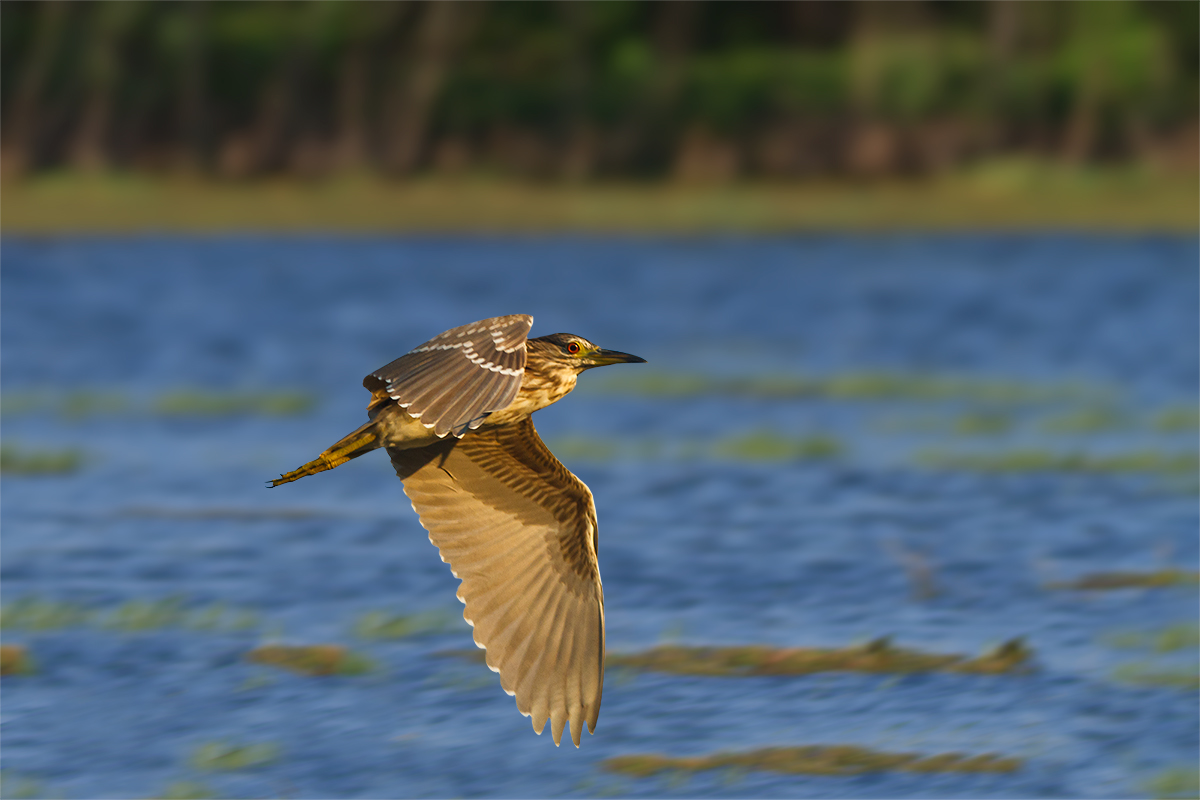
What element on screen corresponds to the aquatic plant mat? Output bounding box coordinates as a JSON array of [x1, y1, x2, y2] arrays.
[[443, 637, 1032, 677], [602, 744, 1022, 778], [245, 644, 374, 676], [607, 638, 1032, 677], [0, 644, 34, 676], [1048, 570, 1200, 591]]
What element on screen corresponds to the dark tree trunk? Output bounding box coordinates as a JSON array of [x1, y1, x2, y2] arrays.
[[383, 1, 480, 176], [6, 1, 68, 176]]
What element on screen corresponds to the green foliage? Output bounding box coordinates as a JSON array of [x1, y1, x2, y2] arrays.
[[188, 741, 280, 772], [0, 1, 1194, 178]]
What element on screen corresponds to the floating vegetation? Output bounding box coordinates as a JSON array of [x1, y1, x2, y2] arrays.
[[546, 433, 845, 463], [713, 432, 843, 461], [151, 781, 218, 800], [246, 644, 374, 676], [916, 448, 1199, 477], [1, 598, 91, 631], [1048, 570, 1199, 591], [1144, 766, 1200, 799], [353, 609, 463, 639], [1038, 407, 1129, 434], [0, 771, 46, 799], [1103, 623, 1200, 653], [602, 744, 1022, 779], [587, 370, 1113, 406], [1, 389, 316, 419], [188, 741, 280, 772], [0, 444, 84, 475], [951, 412, 1013, 436], [1111, 663, 1199, 691], [153, 390, 315, 417], [440, 637, 1032, 677], [0, 644, 34, 676], [0, 597, 260, 633], [1153, 406, 1200, 433]]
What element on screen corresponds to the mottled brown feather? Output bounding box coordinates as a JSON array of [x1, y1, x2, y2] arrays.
[[388, 417, 604, 746], [369, 315, 532, 437]]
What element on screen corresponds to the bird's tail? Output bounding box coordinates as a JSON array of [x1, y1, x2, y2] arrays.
[[270, 419, 382, 487]]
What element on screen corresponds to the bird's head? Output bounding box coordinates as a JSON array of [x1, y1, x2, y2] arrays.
[[528, 333, 646, 374]]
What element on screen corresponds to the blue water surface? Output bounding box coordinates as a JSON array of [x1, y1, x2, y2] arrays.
[[2, 235, 1197, 799]]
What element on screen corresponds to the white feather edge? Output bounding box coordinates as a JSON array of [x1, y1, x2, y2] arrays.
[[409, 496, 518, 699]]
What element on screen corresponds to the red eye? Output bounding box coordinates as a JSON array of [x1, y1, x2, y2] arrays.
[[567, 342, 581, 355]]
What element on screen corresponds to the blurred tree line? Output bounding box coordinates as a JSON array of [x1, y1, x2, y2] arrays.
[[2, 0, 1196, 181]]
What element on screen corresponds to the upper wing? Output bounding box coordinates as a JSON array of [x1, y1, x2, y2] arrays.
[[388, 417, 604, 747], [367, 315, 532, 438]]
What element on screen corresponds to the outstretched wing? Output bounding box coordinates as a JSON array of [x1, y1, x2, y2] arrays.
[[367, 314, 532, 438], [388, 417, 604, 747]]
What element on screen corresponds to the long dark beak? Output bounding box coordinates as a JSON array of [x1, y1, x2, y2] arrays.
[[587, 348, 646, 367]]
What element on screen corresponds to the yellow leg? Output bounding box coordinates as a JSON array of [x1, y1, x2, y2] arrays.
[[270, 427, 378, 487]]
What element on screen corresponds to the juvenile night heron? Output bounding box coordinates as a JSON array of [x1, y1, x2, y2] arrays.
[[271, 314, 644, 747]]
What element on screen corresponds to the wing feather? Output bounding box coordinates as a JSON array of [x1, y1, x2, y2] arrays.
[[389, 416, 604, 747], [368, 314, 532, 437]]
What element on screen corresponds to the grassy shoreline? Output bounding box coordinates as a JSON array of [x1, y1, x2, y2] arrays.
[[2, 164, 1196, 234]]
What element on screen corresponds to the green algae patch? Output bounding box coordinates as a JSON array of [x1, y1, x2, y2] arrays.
[[1, 598, 91, 631], [0, 771, 48, 799], [246, 644, 374, 676], [606, 637, 1032, 678], [916, 448, 1199, 477], [1, 389, 315, 419], [353, 609, 463, 639], [602, 745, 1022, 779], [1144, 766, 1200, 799], [1038, 407, 1130, 434], [0, 444, 84, 475], [546, 433, 845, 463], [1112, 663, 1199, 691], [1, 597, 260, 633], [1153, 406, 1200, 433], [1048, 569, 1199, 591], [0, 644, 35, 676], [713, 432, 843, 461], [188, 741, 280, 772], [150, 781, 219, 799], [1103, 623, 1200, 653], [153, 390, 315, 417], [588, 370, 1112, 406], [103, 599, 261, 633]]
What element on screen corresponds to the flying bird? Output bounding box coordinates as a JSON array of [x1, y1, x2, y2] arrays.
[[271, 314, 645, 747]]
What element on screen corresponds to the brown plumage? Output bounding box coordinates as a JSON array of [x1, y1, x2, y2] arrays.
[[270, 314, 645, 747]]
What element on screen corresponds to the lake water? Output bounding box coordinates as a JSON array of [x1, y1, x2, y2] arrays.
[[2, 235, 1197, 798]]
